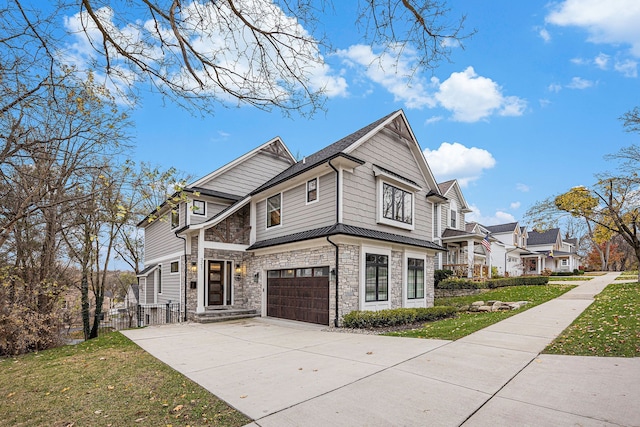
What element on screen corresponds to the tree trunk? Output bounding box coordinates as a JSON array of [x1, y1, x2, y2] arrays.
[[81, 273, 90, 340]]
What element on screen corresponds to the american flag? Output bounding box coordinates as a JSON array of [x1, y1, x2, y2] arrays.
[[481, 235, 491, 252]]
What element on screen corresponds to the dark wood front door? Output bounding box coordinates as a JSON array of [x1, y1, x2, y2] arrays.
[[208, 261, 224, 306], [267, 267, 329, 325]]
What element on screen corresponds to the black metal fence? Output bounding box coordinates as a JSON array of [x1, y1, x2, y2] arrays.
[[99, 302, 184, 333]]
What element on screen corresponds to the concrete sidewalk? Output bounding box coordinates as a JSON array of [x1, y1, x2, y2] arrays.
[[122, 272, 640, 426]]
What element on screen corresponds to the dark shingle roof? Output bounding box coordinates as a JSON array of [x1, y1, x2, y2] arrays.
[[527, 228, 560, 245], [565, 238, 577, 246], [137, 263, 158, 276], [485, 222, 518, 234], [251, 111, 399, 195], [247, 223, 445, 252], [188, 187, 243, 201], [437, 180, 456, 195], [442, 228, 477, 238]]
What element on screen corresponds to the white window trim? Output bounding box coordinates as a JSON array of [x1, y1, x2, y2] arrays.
[[169, 259, 180, 275], [306, 177, 319, 205], [266, 193, 283, 229], [156, 264, 162, 298], [404, 251, 427, 308], [360, 245, 392, 311], [170, 209, 180, 230], [376, 179, 415, 231], [191, 199, 206, 216]]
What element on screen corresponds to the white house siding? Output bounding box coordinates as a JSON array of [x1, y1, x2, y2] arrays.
[[255, 173, 336, 241], [342, 130, 434, 239], [198, 152, 293, 196], [144, 219, 185, 262]]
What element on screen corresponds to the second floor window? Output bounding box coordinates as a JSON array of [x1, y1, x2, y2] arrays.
[[267, 193, 281, 227], [192, 200, 206, 215], [382, 183, 413, 224], [449, 200, 457, 228], [307, 178, 318, 203], [171, 209, 180, 229]]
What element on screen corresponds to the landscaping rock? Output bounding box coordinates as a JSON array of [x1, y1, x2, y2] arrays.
[[468, 300, 529, 312], [471, 301, 485, 307], [478, 305, 492, 312]]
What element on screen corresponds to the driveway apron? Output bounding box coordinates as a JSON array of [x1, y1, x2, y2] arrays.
[[122, 272, 640, 426]]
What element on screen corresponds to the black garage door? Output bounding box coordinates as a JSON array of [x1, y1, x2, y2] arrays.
[[267, 267, 330, 325]]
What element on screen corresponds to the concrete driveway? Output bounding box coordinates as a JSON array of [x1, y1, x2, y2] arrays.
[[122, 272, 640, 426]]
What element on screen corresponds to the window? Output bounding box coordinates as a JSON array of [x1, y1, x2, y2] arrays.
[[157, 266, 162, 294], [307, 178, 318, 203], [561, 259, 568, 266], [407, 258, 424, 299], [365, 254, 388, 302], [192, 200, 206, 216], [170, 261, 179, 273], [450, 200, 457, 228], [171, 209, 180, 229], [267, 194, 281, 227], [382, 183, 413, 224]]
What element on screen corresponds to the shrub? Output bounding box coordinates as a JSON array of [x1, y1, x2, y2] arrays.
[[342, 306, 457, 329], [484, 276, 549, 288], [436, 278, 485, 290], [434, 269, 454, 286]]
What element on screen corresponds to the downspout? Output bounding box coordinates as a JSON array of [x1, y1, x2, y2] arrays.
[[175, 233, 188, 321], [328, 159, 340, 327]]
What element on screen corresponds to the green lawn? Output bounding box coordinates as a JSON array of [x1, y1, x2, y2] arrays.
[[0, 332, 250, 427], [548, 276, 593, 281], [386, 284, 574, 340], [545, 282, 640, 357]]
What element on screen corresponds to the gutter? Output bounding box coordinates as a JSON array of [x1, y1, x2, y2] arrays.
[[328, 159, 340, 327]]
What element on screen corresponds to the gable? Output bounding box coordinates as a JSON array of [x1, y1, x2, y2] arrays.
[[189, 137, 295, 196]]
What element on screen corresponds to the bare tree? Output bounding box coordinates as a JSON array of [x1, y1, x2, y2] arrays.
[[10, 0, 472, 116]]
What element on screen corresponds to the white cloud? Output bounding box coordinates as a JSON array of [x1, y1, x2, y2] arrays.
[[432, 67, 526, 122], [546, 0, 640, 57], [424, 142, 496, 187], [539, 28, 551, 42], [336, 45, 435, 109], [425, 116, 444, 125], [570, 57, 588, 66], [594, 53, 610, 69], [510, 201, 521, 210], [516, 183, 530, 192], [548, 83, 563, 93], [567, 77, 594, 89], [539, 98, 552, 107], [615, 58, 638, 77], [466, 204, 516, 226]]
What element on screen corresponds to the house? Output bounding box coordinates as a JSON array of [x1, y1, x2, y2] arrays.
[[519, 228, 581, 274], [137, 110, 447, 326], [484, 222, 531, 277], [434, 180, 492, 278]]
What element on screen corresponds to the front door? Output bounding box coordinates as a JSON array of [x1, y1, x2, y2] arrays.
[[208, 261, 224, 306]]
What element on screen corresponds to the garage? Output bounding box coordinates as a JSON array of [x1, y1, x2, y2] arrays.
[[267, 267, 330, 325]]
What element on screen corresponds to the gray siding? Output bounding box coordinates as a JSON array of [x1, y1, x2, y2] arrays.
[[144, 214, 184, 262], [157, 261, 181, 304], [256, 173, 336, 241], [342, 129, 434, 240], [199, 151, 292, 196], [189, 200, 232, 226]]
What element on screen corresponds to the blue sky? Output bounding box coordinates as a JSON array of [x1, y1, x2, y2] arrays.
[[62, 1, 640, 226]]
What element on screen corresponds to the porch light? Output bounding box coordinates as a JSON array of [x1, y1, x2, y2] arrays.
[[235, 263, 242, 274], [190, 261, 197, 273], [253, 272, 260, 283]]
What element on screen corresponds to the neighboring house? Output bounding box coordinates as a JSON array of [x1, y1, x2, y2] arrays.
[[521, 228, 581, 274], [484, 222, 530, 277], [434, 180, 491, 278], [137, 110, 447, 326]]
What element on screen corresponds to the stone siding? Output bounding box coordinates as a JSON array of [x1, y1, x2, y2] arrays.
[[204, 205, 250, 244], [337, 244, 360, 325]]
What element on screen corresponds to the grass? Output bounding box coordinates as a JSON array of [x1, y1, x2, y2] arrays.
[[545, 282, 640, 357], [386, 284, 574, 340], [0, 332, 251, 427], [548, 276, 593, 281]]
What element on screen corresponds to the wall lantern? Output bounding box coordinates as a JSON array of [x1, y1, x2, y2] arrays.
[[253, 272, 260, 283], [235, 263, 242, 275], [190, 261, 197, 273]]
